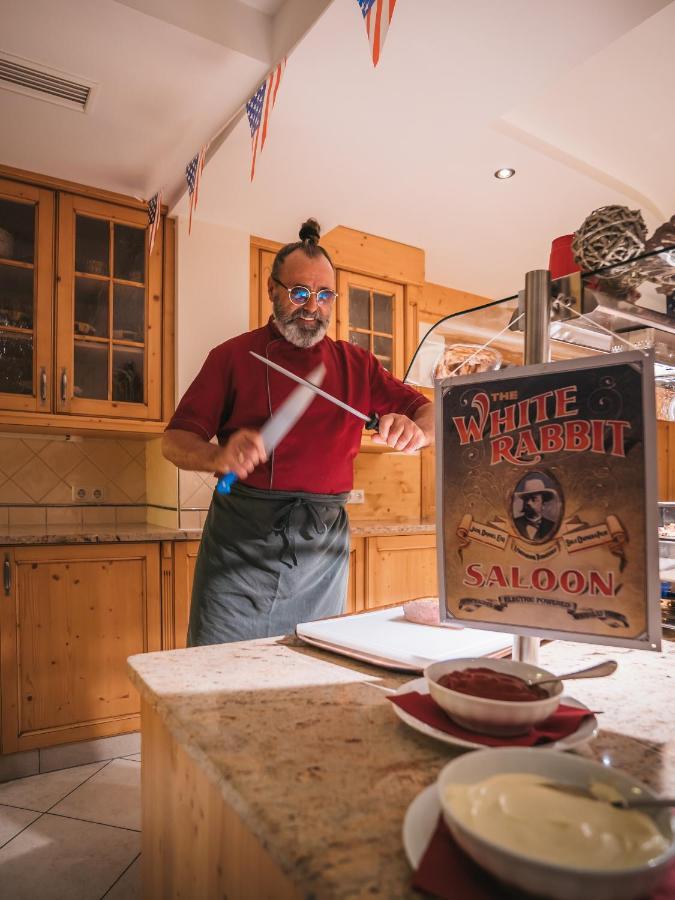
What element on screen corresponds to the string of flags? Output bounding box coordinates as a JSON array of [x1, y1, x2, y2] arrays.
[[358, 0, 398, 67], [246, 59, 286, 182], [185, 146, 207, 234], [146, 0, 399, 236], [147, 190, 161, 254]]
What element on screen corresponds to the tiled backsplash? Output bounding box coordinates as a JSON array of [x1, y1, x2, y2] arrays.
[[178, 470, 212, 529], [0, 435, 148, 526]]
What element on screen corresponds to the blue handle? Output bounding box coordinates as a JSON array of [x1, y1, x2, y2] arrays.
[[216, 471, 238, 495]]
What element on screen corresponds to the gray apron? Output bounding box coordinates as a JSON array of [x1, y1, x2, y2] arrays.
[[187, 482, 350, 646]]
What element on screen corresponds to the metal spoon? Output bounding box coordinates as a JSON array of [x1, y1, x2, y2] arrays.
[[544, 783, 675, 810], [530, 659, 617, 688]]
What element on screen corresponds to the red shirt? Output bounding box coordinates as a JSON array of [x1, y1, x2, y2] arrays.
[[167, 320, 430, 494]]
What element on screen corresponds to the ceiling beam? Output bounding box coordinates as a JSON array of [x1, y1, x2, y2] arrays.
[[113, 0, 273, 63]]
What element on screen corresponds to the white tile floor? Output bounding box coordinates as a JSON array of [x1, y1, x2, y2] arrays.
[[0, 753, 141, 899]]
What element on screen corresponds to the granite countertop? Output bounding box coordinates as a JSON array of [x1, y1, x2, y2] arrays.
[[0, 519, 435, 546], [127, 634, 675, 899], [0, 522, 201, 546], [350, 520, 435, 536]]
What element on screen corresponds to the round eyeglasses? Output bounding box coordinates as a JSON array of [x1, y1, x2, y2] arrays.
[[272, 276, 337, 308]]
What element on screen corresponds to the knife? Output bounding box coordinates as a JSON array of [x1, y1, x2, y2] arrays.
[[249, 352, 380, 431], [215, 361, 326, 495]]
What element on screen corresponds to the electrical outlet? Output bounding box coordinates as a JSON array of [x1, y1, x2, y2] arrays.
[[71, 485, 106, 503], [348, 489, 365, 504], [71, 485, 90, 502]]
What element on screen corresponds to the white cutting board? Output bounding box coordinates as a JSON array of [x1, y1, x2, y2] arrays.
[[296, 607, 513, 672]]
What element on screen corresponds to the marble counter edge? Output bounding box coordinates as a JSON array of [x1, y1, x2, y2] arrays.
[[0, 524, 201, 545], [125, 645, 378, 885], [0, 521, 435, 545], [126, 656, 256, 838]]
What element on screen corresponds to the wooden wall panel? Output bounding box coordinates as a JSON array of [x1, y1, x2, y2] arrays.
[[350, 452, 421, 522], [658, 420, 673, 500], [323, 226, 424, 286]]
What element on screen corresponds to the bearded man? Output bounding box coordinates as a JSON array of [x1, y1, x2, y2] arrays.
[[162, 219, 433, 645]]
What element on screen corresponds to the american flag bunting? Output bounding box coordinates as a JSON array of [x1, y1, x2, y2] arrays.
[[246, 59, 286, 181], [357, 0, 398, 67], [185, 147, 206, 234], [147, 191, 161, 255]]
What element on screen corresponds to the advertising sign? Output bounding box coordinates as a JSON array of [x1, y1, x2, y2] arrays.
[[436, 350, 660, 649]]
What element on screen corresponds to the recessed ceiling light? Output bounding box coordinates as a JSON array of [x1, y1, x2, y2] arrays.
[[494, 167, 516, 179]]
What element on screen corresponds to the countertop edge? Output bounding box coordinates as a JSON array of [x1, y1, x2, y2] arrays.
[[0, 520, 436, 545]]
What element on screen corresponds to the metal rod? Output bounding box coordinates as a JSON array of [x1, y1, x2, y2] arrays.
[[513, 269, 551, 665], [250, 352, 370, 423]]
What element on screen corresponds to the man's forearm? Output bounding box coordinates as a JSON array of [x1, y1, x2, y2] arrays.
[[413, 401, 435, 446], [161, 429, 220, 473]]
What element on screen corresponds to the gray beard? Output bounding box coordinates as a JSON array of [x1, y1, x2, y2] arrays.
[[273, 297, 329, 348]]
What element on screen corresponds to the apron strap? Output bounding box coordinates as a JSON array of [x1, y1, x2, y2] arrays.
[[272, 498, 331, 567]]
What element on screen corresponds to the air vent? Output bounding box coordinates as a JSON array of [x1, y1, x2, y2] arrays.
[[0, 51, 96, 112]]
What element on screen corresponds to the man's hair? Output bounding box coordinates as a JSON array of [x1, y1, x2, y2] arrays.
[[271, 218, 335, 280]]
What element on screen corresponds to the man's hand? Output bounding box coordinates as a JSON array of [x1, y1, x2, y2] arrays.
[[212, 429, 267, 480], [370, 413, 426, 453]]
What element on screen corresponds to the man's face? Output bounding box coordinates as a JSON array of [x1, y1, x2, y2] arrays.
[[523, 493, 544, 520], [269, 250, 335, 348]]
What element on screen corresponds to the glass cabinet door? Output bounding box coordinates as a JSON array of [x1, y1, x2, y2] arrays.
[[0, 180, 54, 412], [56, 194, 162, 420], [336, 271, 404, 377]]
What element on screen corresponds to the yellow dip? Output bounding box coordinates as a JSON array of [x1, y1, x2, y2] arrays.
[[443, 773, 669, 870]]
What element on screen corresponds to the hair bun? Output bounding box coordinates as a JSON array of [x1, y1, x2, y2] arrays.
[[299, 218, 321, 244]]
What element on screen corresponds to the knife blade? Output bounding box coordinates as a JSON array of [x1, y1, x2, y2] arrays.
[[215, 361, 326, 495], [249, 351, 379, 431]]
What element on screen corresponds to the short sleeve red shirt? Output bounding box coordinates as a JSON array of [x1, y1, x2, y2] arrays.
[[166, 320, 430, 494]]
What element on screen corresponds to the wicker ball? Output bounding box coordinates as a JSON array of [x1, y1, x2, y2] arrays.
[[572, 205, 647, 272]]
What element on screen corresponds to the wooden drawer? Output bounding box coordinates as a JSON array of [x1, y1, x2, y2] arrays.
[[365, 534, 437, 609]]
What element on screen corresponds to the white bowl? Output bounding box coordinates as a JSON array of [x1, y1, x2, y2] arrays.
[[424, 657, 562, 736], [437, 748, 675, 900]]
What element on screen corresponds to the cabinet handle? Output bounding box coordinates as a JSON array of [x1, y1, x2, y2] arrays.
[[61, 368, 68, 404], [40, 367, 47, 405], [3, 555, 10, 597]]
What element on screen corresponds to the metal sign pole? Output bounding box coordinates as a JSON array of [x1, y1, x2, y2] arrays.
[[512, 269, 552, 664]]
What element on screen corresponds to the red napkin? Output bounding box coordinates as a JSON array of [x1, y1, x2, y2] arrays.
[[388, 691, 595, 747], [412, 817, 675, 900]]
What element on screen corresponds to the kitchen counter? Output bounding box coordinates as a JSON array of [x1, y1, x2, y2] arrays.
[[0, 519, 435, 546], [127, 634, 675, 898], [0, 521, 201, 545]]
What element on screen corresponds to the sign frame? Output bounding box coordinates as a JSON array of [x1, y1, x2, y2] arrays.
[[435, 349, 661, 651]]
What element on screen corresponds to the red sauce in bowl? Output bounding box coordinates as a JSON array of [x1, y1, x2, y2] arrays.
[[437, 667, 548, 702]]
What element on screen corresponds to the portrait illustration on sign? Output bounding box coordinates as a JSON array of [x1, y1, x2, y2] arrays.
[[510, 471, 563, 545]]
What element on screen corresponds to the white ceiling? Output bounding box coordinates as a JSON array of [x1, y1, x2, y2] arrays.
[[1, 0, 674, 299], [0, 0, 327, 199]]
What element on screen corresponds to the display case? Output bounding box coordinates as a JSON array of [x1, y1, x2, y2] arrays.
[[405, 246, 674, 635], [658, 502, 675, 630], [406, 247, 675, 391]]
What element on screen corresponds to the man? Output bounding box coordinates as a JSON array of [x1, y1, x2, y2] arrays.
[[162, 219, 433, 646], [512, 476, 558, 543]]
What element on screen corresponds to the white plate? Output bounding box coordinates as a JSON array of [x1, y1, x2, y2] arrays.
[[392, 677, 598, 751], [402, 783, 439, 870]]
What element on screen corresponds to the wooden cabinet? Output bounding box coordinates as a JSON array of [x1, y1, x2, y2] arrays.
[[0, 166, 173, 435], [171, 539, 200, 649], [0, 178, 54, 413], [55, 194, 163, 421], [345, 537, 365, 614], [365, 534, 437, 610], [0, 542, 161, 753], [335, 270, 405, 378]]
